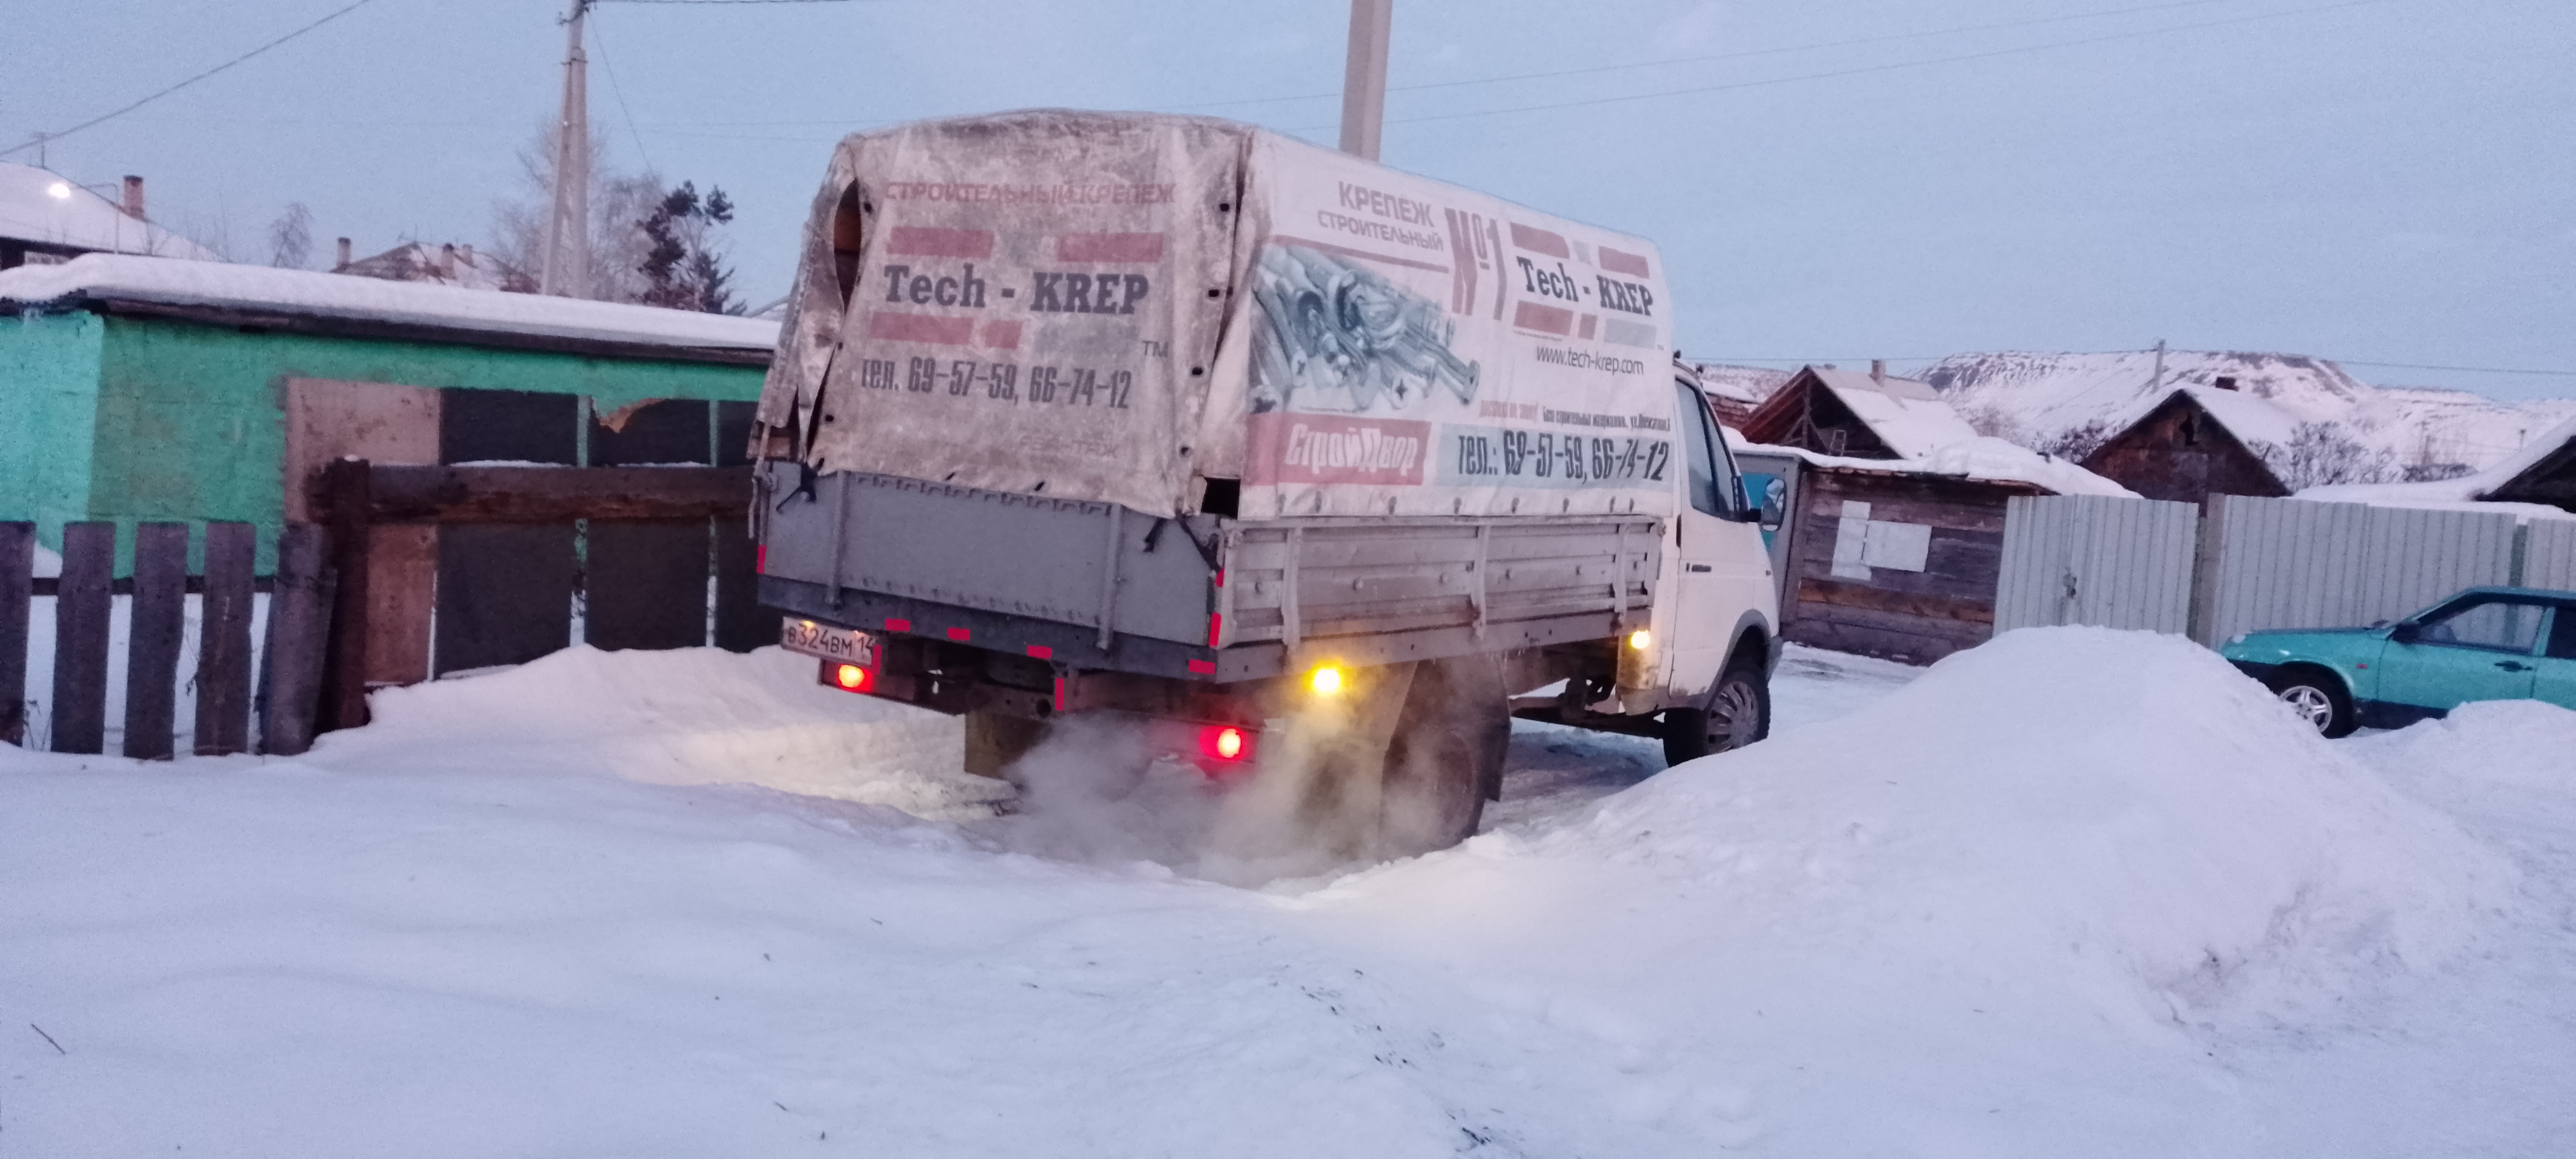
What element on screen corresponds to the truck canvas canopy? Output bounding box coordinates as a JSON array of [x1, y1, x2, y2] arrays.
[[760, 109, 1678, 522]]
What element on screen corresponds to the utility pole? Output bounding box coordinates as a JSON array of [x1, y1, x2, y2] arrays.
[[539, 0, 592, 298], [1338, 0, 1392, 161], [2147, 338, 2167, 393]]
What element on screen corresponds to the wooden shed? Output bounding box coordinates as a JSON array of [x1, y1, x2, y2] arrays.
[[0, 254, 779, 682], [1742, 443, 2134, 664], [2079, 386, 2289, 506]]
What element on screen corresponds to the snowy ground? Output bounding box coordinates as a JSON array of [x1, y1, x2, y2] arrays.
[[4, 634, 2572, 1157]]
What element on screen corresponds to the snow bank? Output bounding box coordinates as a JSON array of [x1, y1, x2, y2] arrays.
[[1506, 628, 2505, 1020], [2349, 698, 2576, 793], [1299, 628, 2516, 1152], [32, 544, 60, 578], [317, 645, 1004, 818]]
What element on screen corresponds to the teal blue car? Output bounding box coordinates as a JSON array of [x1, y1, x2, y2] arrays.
[[2221, 586, 2576, 737]]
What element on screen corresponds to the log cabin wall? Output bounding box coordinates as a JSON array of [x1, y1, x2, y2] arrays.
[[1779, 466, 2041, 664], [2079, 394, 2287, 507]]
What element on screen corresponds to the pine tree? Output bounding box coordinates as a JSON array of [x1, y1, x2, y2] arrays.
[[637, 182, 741, 314]]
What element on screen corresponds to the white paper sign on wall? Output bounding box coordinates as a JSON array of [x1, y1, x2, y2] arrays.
[[1829, 499, 1933, 579], [1830, 500, 1873, 579], [1862, 519, 1931, 571]]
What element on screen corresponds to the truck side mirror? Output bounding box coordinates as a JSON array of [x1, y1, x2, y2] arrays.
[[1757, 479, 1786, 531]]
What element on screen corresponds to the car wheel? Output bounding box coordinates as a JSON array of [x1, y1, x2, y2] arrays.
[[1662, 661, 1772, 766], [2267, 668, 2357, 739]]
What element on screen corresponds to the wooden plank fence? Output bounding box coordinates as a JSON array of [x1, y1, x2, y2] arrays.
[[309, 459, 767, 730], [0, 520, 333, 758]]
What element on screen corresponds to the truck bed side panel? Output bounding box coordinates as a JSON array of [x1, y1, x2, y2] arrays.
[[763, 465, 1220, 648]]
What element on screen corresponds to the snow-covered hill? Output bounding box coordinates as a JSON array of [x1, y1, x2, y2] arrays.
[[1688, 362, 1794, 406], [1912, 350, 2576, 475]]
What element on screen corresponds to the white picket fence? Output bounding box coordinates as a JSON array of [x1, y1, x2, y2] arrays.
[[1997, 494, 2576, 645]]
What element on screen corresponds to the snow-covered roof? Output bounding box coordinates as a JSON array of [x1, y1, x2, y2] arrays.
[[339, 241, 532, 294], [2476, 413, 2576, 494], [2289, 487, 2576, 522], [1733, 433, 2137, 498], [1917, 348, 2576, 475], [0, 162, 220, 261], [1804, 367, 1985, 459], [2161, 385, 2301, 448], [0, 253, 778, 354], [2296, 413, 2576, 521]]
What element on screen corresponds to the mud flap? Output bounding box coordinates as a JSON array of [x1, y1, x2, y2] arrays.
[[963, 710, 1047, 779]]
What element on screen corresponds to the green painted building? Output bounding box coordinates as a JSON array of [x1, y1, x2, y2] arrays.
[[1, 254, 776, 571]]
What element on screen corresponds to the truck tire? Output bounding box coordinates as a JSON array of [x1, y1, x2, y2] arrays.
[[963, 711, 1046, 779], [1661, 659, 1770, 766], [1378, 656, 1509, 857]]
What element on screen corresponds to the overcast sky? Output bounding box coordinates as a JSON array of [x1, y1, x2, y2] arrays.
[[9, 0, 2571, 399]]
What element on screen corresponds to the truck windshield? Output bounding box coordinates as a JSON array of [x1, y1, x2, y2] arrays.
[[1675, 380, 1738, 518]]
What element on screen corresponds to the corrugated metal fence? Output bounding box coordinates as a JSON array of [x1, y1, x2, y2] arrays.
[[2195, 497, 2522, 645], [1995, 495, 2198, 635], [1998, 494, 2576, 645], [2529, 519, 2576, 591]]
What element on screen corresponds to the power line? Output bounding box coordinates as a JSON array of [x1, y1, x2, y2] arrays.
[[2335, 360, 2576, 377], [615, 0, 2255, 129], [588, 9, 655, 170], [596, 0, 871, 5], [1302, 0, 2396, 131], [0, 0, 386, 158], [1172, 0, 2245, 113]]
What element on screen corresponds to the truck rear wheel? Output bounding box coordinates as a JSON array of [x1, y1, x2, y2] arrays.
[[1377, 656, 1509, 857], [1661, 659, 1770, 766]]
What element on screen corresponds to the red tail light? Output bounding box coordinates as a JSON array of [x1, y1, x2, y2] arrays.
[[830, 663, 872, 693], [1206, 613, 1223, 648], [1197, 725, 1251, 763], [755, 544, 767, 574]]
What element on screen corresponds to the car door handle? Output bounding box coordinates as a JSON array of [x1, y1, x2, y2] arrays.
[[2496, 661, 2531, 672], [1687, 563, 1713, 573]]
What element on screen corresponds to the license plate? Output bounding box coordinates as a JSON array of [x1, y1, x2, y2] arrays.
[[780, 619, 877, 666]]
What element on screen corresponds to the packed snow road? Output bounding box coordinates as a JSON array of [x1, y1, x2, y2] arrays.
[[4, 632, 2572, 1157]]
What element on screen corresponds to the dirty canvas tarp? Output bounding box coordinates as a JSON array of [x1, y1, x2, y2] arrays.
[[763, 111, 1243, 518], [760, 111, 1677, 521], [1222, 131, 1676, 520]]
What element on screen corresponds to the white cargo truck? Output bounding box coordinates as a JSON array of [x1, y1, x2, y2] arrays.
[[749, 111, 1782, 857]]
